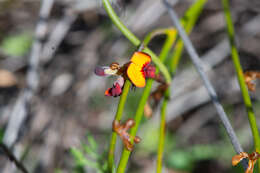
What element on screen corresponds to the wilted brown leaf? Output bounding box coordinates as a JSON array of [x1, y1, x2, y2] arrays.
[[0, 69, 17, 87]]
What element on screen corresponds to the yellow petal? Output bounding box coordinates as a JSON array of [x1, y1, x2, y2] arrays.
[[130, 52, 151, 68], [127, 63, 145, 88]]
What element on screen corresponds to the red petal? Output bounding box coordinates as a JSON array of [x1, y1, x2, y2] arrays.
[[105, 83, 122, 97], [143, 64, 156, 78]]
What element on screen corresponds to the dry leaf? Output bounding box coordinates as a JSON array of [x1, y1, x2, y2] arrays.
[[0, 69, 17, 87]]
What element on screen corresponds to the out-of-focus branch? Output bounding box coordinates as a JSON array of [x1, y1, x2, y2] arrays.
[[3, 0, 54, 147], [41, 9, 77, 64], [0, 143, 28, 173]]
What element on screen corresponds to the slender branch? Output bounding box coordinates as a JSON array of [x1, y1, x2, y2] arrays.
[[0, 143, 29, 173], [162, 0, 247, 168], [221, 0, 260, 170], [3, 0, 54, 147], [41, 9, 77, 64]]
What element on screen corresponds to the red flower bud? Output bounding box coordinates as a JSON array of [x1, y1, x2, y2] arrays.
[[105, 83, 122, 97], [105, 76, 125, 97], [143, 64, 156, 78]]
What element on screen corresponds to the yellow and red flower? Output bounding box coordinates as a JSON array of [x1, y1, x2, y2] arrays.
[[94, 51, 156, 97], [127, 52, 154, 88]]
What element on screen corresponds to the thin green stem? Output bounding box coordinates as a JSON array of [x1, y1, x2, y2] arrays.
[[102, 0, 171, 84], [156, 1, 206, 171], [108, 80, 131, 172], [156, 89, 169, 173], [222, 0, 260, 167], [170, 0, 207, 75], [102, 0, 139, 46], [143, 28, 176, 47]]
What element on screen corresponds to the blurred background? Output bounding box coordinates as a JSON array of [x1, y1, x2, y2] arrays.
[[0, 0, 260, 172]]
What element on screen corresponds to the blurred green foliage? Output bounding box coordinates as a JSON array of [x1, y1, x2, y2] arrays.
[[70, 133, 108, 173], [0, 32, 32, 57], [0, 128, 4, 143]]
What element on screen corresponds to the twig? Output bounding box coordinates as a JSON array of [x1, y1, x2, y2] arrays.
[[41, 9, 77, 64], [3, 0, 54, 147], [0, 143, 29, 173], [162, 0, 247, 168]]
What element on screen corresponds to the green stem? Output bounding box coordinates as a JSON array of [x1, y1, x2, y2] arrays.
[[170, 0, 207, 75], [143, 28, 176, 47], [117, 80, 153, 173], [108, 80, 131, 172], [222, 0, 260, 170], [117, 26, 177, 173], [156, 89, 169, 173], [156, 1, 207, 172], [102, 0, 171, 84]]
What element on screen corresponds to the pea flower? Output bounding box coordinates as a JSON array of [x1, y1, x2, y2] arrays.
[[94, 52, 157, 97], [127, 52, 154, 87]]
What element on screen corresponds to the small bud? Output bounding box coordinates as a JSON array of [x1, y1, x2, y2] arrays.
[[110, 62, 120, 70], [112, 119, 141, 151], [105, 76, 125, 97], [144, 103, 153, 118], [143, 64, 156, 78], [105, 83, 122, 97], [134, 136, 141, 143]]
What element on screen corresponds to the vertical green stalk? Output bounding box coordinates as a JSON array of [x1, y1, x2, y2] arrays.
[[156, 1, 207, 172], [108, 80, 131, 171], [222, 0, 260, 170], [170, 0, 207, 75], [156, 89, 169, 173]]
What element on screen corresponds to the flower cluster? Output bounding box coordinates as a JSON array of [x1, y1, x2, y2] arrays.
[[232, 151, 260, 173], [112, 119, 141, 151], [94, 52, 156, 97]]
